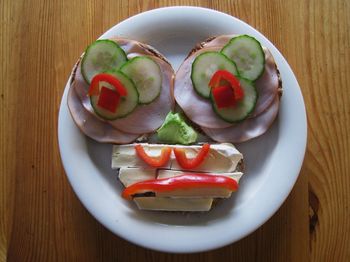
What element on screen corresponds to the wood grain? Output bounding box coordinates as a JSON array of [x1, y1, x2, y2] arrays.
[[0, 0, 349, 261], [304, 0, 350, 260]]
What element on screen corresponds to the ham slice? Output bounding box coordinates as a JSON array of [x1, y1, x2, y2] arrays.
[[174, 35, 281, 129], [201, 95, 280, 143], [202, 35, 281, 117], [252, 48, 280, 117], [70, 38, 175, 135], [67, 86, 139, 144]]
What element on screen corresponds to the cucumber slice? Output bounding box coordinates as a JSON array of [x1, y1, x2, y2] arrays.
[[120, 57, 162, 104], [211, 77, 258, 123], [191, 51, 238, 98], [221, 35, 265, 81], [82, 39, 127, 84], [90, 71, 138, 120]]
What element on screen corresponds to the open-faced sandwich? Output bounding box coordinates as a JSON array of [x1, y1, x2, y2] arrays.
[[68, 38, 175, 143], [67, 34, 281, 212], [175, 34, 282, 143]]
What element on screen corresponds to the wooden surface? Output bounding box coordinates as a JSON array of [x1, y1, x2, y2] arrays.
[[1, 0, 349, 261]]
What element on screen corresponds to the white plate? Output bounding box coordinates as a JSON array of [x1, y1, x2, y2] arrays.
[[58, 7, 307, 253]]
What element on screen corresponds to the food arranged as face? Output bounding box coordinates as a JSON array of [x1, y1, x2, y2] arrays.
[[112, 143, 243, 211], [67, 34, 281, 212]]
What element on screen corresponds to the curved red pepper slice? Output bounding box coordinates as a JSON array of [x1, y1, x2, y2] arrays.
[[173, 143, 210, 169], [88, 73, 128, 96], [122, 174, 238, 200], [88, 73, 128, 113], [135, 144, 172, 168]]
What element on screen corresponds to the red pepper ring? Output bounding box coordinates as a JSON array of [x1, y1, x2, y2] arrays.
[[209, 70, 244, 106], [88, 73, 128, 97], [122, 174, 238, 200], [173, 143, 211, 169]]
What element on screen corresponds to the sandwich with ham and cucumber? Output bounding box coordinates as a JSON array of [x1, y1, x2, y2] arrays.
[[67, 34, 281, 212], [175, 34, 282, 143]]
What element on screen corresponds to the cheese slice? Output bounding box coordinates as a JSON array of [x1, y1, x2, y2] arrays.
[[170, 143, 242, 172], [156, 188, 233, 198], [118, 167, 156, 187], [112, 143, 242, 172], [157, 169, 244, 183], [134, 197, 213, 211], [112, 144, 171, 169]]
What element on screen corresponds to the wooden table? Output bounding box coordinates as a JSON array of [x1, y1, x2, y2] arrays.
[[1, 0, 349, 261]]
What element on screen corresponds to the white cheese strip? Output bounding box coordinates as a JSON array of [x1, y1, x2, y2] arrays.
[[134, 197, 213, 211], [157, 169, 244, 184], [118, 167, 156, 187], [112, 143, 243, 172], [170, 143, 242, 172], [112, 144, 172, 169], [156, 188, 233, 198]]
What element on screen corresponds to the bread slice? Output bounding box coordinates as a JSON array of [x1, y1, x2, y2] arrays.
[[67, 38, 175, 143], [112, 143, 244, 212]]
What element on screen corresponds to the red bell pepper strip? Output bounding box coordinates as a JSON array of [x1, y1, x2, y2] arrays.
[[122, 174, 238, 200], [135, 144, 172, 168], [209, 70, 240, 89], [173, 143, 210, 169], [88, 73, 128, 96], [209, 70, 244, 108]]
